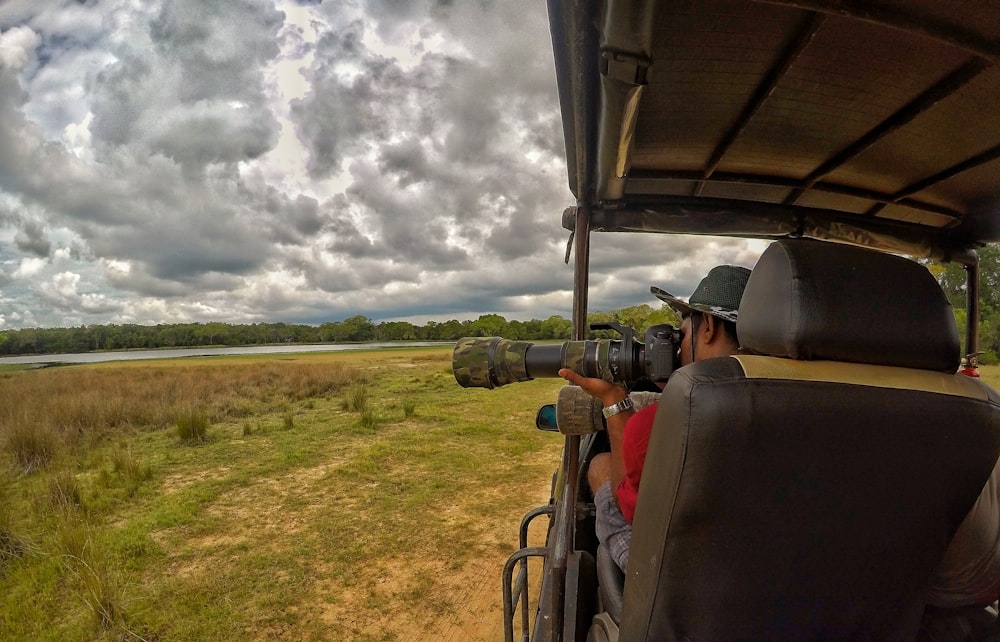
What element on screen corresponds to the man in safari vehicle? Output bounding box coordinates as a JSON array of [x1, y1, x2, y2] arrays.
[[559, 264, 750, 572]]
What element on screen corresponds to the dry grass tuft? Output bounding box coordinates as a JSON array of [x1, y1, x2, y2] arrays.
[[63, 552, 130, 632], [3, 421, 60, 473], [175, 406, 210, 443], [342, 380, 370, 412], [0, 361, 359, 466], [49, 467, 84, 511]]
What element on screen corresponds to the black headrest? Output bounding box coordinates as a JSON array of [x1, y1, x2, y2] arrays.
[[738, 239, 959, 372]]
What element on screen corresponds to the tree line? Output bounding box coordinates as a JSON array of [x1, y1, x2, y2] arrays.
[[0, 305, 680, 357], [4, 248, 998, 362]]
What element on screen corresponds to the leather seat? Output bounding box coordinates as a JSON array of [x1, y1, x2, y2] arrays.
[[618, 239, 1000, 641]]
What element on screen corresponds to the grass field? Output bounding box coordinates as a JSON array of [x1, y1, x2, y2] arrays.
[[4, 352, 999, 641], [0, 347, 565, 641]]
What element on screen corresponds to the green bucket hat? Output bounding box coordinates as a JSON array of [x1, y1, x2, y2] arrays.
[[650, 265, 751, 323]]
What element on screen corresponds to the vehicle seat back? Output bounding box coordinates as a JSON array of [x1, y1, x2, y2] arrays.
[[619, 239, 1000, 641]]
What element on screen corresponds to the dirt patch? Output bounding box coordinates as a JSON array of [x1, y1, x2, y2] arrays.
[[305, 485, 552, 641], [160, 465, 233, 494], [151, 435, 557, 640]]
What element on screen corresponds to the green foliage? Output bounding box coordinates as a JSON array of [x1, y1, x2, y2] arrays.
[[930, 243, 1000, 363], [175, 407, 209, 443], [0, 304, 678, 357], [467, 313, 508, 337]]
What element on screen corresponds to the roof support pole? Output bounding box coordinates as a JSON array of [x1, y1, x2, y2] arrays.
[[532, 205, 592, 642], [572, 206, 592, 341], [965, 256, 980, 355]]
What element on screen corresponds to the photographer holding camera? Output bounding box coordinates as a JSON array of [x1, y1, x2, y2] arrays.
[[559, 265, 751, 573]]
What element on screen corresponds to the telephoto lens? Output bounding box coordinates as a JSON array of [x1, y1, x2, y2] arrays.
[[452, 337, 634, 389]]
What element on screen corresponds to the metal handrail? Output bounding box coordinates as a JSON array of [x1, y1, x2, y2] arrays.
[[503, 546, 550, 642]]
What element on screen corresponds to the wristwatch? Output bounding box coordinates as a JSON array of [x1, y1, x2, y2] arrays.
[[602, 397, 634, 419]]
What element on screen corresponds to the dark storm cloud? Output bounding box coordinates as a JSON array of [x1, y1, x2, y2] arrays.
[[14, 217, 50, 256], [300, 255, 417, 295], [147, 0, 283, 103], [377, 138, 431, 189], [580, 234, 767, 312], [103, 267, 196, 298], [289, 0, 568, 286], [290, 20, 406, 178], [327, 214, 381, 259], [0, 200, 50, 257], [90, 1, 283, 174], [343, 159, 471, 267], [263, 191, 325, 242], [147, 106, 278, 172], [83, 185, 276, 284]]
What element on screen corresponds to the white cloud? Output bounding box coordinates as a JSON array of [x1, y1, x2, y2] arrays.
[[0, 25, 38, 70], [13, 256, 46, 278], [51, 270, 78, 297]]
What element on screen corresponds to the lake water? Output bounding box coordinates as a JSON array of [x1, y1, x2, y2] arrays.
[[0, 342, 452, 365]]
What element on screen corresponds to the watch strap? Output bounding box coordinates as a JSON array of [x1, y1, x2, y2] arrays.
[[602, 396, 635, 419]]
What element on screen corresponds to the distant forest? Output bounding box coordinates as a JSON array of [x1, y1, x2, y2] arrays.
[[4, 249, 999, 361], [0, 304, 680, 357]]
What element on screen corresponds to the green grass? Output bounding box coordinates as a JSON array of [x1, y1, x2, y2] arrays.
[[977, 364, 1000, 389], [0, 348, 564, 641], [175, 407, 209, 443]]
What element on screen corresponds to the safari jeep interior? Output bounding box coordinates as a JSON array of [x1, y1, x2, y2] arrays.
[[489, 1, 1000, 641], [619, 239, 1000, 641]]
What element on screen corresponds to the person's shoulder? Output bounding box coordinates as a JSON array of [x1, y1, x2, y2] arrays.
[[629, 401, 659, 424]]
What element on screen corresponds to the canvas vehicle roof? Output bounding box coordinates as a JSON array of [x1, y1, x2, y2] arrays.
[[548, 0, 1000, 261]]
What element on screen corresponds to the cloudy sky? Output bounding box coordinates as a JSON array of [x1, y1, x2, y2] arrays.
[[0, 0, 764, 330]]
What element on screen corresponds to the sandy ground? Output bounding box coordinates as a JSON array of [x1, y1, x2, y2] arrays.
[[332, 496, 551, 641]]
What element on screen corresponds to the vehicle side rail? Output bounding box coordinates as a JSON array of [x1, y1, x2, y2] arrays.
[[503, 505, 555, 642], [504, 547, 549, 642]]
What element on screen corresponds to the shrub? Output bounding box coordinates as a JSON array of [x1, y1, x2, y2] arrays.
[[175, 407, 209, 443]]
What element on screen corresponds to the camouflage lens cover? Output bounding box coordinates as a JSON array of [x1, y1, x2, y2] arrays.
[[453, 337, 534, 389]]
